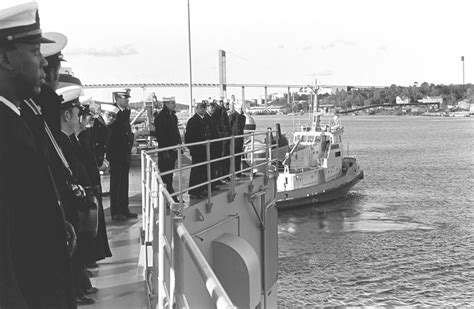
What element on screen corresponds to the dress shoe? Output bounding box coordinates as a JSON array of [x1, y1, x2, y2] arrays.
[[76, 295, 95, 305], [125, 212, 138, 219], [84, 287, 99, 295], [112, 214, 127, 221]]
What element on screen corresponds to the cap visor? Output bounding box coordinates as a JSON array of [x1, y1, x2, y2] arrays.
[[15, 36, 55, 44], [40, 37, 56, 44]]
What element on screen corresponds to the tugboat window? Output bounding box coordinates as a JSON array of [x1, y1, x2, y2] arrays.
[[335, 152, 341, 157]]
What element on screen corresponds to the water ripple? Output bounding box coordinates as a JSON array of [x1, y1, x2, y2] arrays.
[[272, 116, 474, 307]]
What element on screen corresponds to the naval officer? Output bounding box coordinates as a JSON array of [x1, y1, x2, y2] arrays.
[[0, 2, 75, 308], [107, 88, 138, 220], [154, 97, 182, 201], [32, 31, 67, 135], [185, 101, 210, 198]]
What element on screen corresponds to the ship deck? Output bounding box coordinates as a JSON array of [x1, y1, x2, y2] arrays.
[[80, 156, 145, 308], [81, 155, 255, 307], [80, 196, 146, 308]]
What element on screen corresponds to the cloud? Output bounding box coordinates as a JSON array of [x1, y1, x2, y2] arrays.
[[321, 40, 355, 50], [317, 69, 333, 76], [302, 44, 312, 51], [67, 44, 138, 57]]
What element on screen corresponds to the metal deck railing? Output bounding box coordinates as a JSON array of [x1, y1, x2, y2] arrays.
[[141, 129, 278, 309]]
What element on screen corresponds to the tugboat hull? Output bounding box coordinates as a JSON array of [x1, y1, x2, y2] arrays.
[[276, 164, 364, 210]]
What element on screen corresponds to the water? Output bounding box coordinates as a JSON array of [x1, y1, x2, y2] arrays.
[[256, 115, 474, 307]]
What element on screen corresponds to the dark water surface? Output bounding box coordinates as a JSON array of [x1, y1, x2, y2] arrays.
[[256, 115, 473, 307]]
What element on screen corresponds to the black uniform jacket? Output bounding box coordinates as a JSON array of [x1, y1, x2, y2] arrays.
[[91, 117, 110, 167], [185, 113, 210, 160], [154, 105, 182, 149], [218, 104, 231, 137], [78, 129, 101, 187], [57, 132, 92, 227], [33, 84, 62, 138], [78, 129, 112, 260], [27, 92, 78, 229], [0, 102, 75, 308], [57, 132, 97, 263], [228, 110, 240, 136], [204, 112, 220, 140], [106, 107, 134, 164]]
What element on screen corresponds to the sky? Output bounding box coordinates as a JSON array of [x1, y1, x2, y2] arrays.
[[16, 0, 474, 102]]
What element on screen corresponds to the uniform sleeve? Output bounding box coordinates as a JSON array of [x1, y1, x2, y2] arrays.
[[184, 118, 198, 144], [154, 114, 165, 145]]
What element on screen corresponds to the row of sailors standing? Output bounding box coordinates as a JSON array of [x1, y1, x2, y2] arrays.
[[0, 2, 135, 308], [154, 97, 246, 200]]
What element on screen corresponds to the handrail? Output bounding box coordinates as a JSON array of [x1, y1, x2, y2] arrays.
[[146, 131, 274, 154], [151, 130, 277, 201], [175, 219, 236, 309]]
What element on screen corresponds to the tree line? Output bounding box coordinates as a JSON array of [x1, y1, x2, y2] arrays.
[[272, 83, 474, 111]]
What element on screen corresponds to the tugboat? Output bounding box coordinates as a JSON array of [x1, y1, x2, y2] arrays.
[[276, 105, 364, 209]]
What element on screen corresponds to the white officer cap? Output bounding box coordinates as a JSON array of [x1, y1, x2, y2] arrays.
[[100, 103, 119, 114], [79, 95, 92, 106], [57, 85, 84, 109], [113, 88, 131, 98], [0, 2, 54, 45], [161, 96, 175, 102], [41, 32, 67, 58]]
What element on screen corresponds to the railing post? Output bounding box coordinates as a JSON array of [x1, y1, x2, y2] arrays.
[[250, 133, 255, 182], [141, 151, 146, 231], [260, 193, 267, 308], [228, 135, 236, 202], [145, 157, 152, 239], [173, 217, 185, 307], [157, 182, 166, 308], [265, 128, 271, 183], [206, 140, 212, 199], [177, 144, 183, 205], [150, 164, 157, 296]]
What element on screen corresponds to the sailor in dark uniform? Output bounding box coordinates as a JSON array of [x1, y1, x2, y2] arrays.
[[218, 99, 231, 179], [185, 101, 210, 198], [107, 88, 137, 220], [0, 3, 75, 308], [32, 32, 68, 136], [204, 101, 222, 187], [154, 97, 182, 201], [56, 85, 98, 305], [92, 104, 118, 171], [77, 101, 114, 266], [228, 103, 246, 174], [236, 110, 247, 171]]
